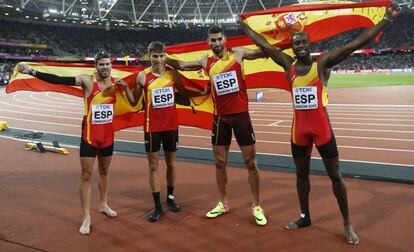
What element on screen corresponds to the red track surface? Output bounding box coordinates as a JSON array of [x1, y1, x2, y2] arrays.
[[0, 86, 413, 251], [1, 86, 413, 166]]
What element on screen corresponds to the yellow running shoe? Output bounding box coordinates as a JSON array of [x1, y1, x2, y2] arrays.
[[205, 201, 230, 218], [253, 205, 267, 226]]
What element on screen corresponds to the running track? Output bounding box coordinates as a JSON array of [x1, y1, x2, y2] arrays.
[[0, 86, 413, 166]]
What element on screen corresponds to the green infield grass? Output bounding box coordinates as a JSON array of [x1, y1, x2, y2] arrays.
[[329, 72, 414, 88]]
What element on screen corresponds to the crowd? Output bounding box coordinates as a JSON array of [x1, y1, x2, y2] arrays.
[[0, 12, 413, 85]]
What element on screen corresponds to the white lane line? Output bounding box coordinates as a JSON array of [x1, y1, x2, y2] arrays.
[[12, 93, 83, 109], [0, 116, 80, 127], [1, 129, 412, 167], [3, 117, 410, 153], [252, 123, 414, 133], [250, 110, 414, 117], [256, 139, 414, 153], [251, 114, 414, 122], [249, 102, 414, 108], [0, 101, 83, 115], [254, 130, 414, 142], [253, 151, 414, 167], [268, 120, 283, 126], [45, 92, 81, 102], [252, 118, 414, 127], [0, 108, 82, 120], [30, 92, 82, 106]]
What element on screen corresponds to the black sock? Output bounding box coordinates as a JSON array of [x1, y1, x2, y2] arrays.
[[167, 186, 174, 197], [295, 212, 311, 228], [152, 192, 161, 210]]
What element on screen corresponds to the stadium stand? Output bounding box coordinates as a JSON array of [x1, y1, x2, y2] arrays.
[[0, 12, 413, 84]]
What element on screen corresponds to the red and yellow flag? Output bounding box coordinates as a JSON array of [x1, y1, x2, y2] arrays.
[[240, 0, 390, 48], [7, 1, 391, 131]]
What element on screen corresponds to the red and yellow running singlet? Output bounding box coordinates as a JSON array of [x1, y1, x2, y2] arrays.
[[143, 68, 178, 132], [82, 75, 116, 148], [205, 51, 248, 115], [289, 61, 332, 146]]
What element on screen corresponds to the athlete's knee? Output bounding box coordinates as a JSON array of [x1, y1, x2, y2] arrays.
[[328, 172, 343, 184], [214, 154, 227, 169], [244, 157, 258, 171], [81, 169, 92, 182], [296, 169, 309, 180], [148, 164, 159, 174]]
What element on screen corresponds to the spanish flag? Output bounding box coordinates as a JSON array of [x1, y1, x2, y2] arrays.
[[6, 62, 213, 130], [168, 0, 391, 92], [7, 0, 391, 131], [240, 0, 390, 49]]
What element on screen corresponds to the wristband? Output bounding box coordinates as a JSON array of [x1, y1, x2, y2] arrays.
[[28, 69, 37, 77]]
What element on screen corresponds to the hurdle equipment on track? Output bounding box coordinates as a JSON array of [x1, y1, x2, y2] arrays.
[[0, 121, 8, 131], [25, 140, 69, 155]]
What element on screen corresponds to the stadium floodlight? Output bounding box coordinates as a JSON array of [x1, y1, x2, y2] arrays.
[[48, 8, 58, 14]]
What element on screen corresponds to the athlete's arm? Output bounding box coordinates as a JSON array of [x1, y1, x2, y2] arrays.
[[232, 47, 267, 61], [236, 15, 293, 71], [18, 63, 82, 86], [166, 57, 207, 71], [320, 3, 400, 70], [172, 69, 209, 97]]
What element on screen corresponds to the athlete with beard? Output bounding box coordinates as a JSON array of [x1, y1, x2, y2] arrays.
[[18, 51, 118, 235], [237, 2, 401, 244], [166, 26, 268, 226]]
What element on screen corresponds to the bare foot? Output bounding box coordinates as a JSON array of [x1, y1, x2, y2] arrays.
[[79, 216, 91, 235], [99, 204, 117, 218], [344, 224, 359, 245]]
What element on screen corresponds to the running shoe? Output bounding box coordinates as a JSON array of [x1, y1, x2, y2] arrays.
[[148, 208, 164, 222], [252, 205, 267, 226], [166, 195, 181, 212], [205, 201, 230, 218]]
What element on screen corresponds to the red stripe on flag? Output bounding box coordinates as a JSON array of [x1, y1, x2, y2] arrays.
[[304, 15, 378, 44], [240, 0, 391, 19], [245, 71, 290, 91], [177, 108, 213, 130], [6, 78, 83, 97]]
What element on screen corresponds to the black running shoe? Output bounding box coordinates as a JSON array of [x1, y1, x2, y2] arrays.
[[148, 208, 164, 222], [166, 195, 180, 212]]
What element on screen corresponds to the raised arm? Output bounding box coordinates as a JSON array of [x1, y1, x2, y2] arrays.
[[18, 63, 84, 86], [116, 72, 143, 106], [166, 57, 207, 71], [320, 3, 401, 69], [236, 15, 294, 71], [232, 47, 267, 62], [172, 69, 210, 97]]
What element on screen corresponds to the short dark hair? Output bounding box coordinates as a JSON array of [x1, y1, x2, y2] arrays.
[[94, 50, 111, 63], [148, 41, 165, 54], [292, 32, 310, 41], [208, 25, 224, 36]]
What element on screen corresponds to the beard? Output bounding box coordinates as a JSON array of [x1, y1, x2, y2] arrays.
[[97, 69, 111, 79], [212, 46, 223, 55]]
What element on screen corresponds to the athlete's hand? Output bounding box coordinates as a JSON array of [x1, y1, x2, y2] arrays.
[[387, 2, 401, 19], [17, 64, 31, 74], [115, 79, 128, 88], [236, 15, 244, 26], [201, 83, 210, 96]]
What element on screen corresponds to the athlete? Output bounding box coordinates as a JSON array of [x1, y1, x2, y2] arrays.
[[166, 26, 268, 226], [18, 51, 119, 235], [237, 2, 401, 244], [117, 42, 202, 222]]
